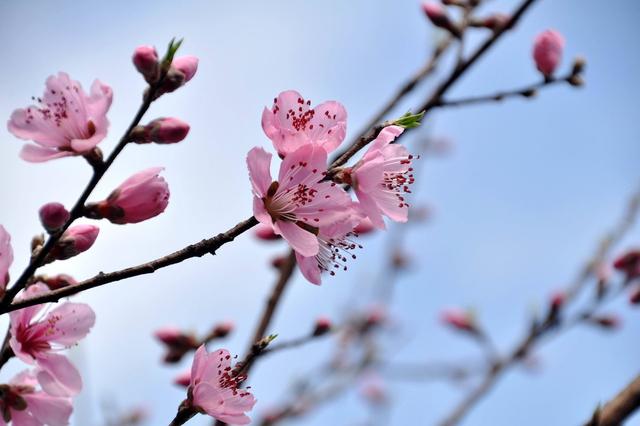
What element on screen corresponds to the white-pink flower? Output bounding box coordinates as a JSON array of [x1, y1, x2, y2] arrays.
[[261, 90, 347, 157], [344, 125, 416, 229], [0, 225, 13, 293], [8, 72, 113, 163], [9, 284, 96, 397], [89, 167, 169, 224], [247, 143, 352, 258], [189, 346, 256, 425], [0, 371, 73, 426], [295, 208, 364, 285]]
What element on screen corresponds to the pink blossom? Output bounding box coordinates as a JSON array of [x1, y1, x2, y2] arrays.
[[354, 217, 375, 236], [343, 125, 416, 229], [8, 72, 112, 163], [0, 370, 73, 426], [247, 144, 352, 258], [10, 284, 96, 396], [132, 45, 160, 83], [421, 2, 460, 37], [189, 346, 256, 425], [89, 168, 169, 224], [295, 209, 364, 285], [174, 370, 191, 387], [613, 250, 640, 281], [47, 225, 99, 262], [533, 30, 564, 77], [0, 225, 13, 292], [39, 203, 70, 233], [261, 91, 347, 157]]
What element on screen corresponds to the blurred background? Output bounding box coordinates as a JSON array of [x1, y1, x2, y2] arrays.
[[0, 0, 638, 425]]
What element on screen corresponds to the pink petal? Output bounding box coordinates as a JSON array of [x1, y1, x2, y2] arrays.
[[7, 108, 66, 147], [23, 393, 72, 426], [277, 143, 326, 186], [367, 189, 409, 224], [307, 100, 347, 153], [9, 410, 41, 426], [190, 345, 207, 387], [36, 353, 82, 396], [365, 125, 404, 154], [0, 225, 13, 289], [246, 147, 273, 197], [41, 302, 95, 346], [20, 145, 74, 163], [252, 196, 272, 226], [353, 152, 384, 193], [355, 191, 386, 230], [275, 221, 318, 257], [295, 252, 321, 285]]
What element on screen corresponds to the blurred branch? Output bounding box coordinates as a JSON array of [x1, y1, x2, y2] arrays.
[[585, 373, 640, 426], [437, 185, 640, 426]]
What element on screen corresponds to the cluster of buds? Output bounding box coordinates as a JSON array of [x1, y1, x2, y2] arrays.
[[155, 321, 235, 364], [129, 117, 190, 145], [132, 43, 198, 96]]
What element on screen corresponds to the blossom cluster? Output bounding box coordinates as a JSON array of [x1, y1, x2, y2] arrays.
[[249, 90, 418, 284]]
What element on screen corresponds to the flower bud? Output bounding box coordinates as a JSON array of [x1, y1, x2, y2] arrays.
[[271, 255, 288, 269], [132, 45, 160, 83], [421, 2, 461, 38], [533, 29, 564, 78], [254, 223, 282, 241], [589, 314, 621, 330], [86, 168, 169, 224], [312, 316, 332, 336], [629, 286, 640, 305], [39, 202, 70, 233], [131, 118, 190, 144], [40, 274, 77, 291], [154, 327, 199, 364], [613, 250, 640, 281], [158, 56, 199, 94], [173, 370, 191, 388], [210, 321, 235, 339], [482, 13, 510, 31], [46, 225, 99, 262], [364, 305, 386, 329], [440, 308, 477, 333]]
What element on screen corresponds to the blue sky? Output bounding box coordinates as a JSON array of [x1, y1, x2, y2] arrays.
[[0, 0, 638, 425]]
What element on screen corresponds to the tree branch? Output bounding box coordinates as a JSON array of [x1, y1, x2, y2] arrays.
[[585, 374, 640, 426]]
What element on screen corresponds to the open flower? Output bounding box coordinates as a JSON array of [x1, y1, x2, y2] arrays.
[[247, 143, 352, 258], [295, 207, 363, 285], [188, 346, 256, 425], [8, 72, 112, 163], [0, 370, 73, 426], [0, 226, 13, 293], [9, 284, 96, 397], [340, 125, 416, 229], [86, 168, 169, 224], [261, 90, 347, 157]]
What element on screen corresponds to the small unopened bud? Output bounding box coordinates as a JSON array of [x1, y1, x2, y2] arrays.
[[589, 315, 621, 330], [131, 118, 190, 144], [533, 29, 565, 78], [567, 75, 584, 87], [440, 308, 477, 333], [548, 291, 565, 321], [174, 370, 191, 387], [46, 225, 99, 263], [364, 306, 386, 328], [133, 45, 160, 83], [158, 56, 199, 95], [629, 286, 640, 305], [312, 316, 332, 336], [613, 250, 640, 281], [31, 233, 45, 253], [39, 202, 70, 233], [40, 274, 77, 290], [483, 13, 511, 31], [421, 2, 462, 38], [271, 255, 288, 269], [521, 89, 537, 98], [154, 327, 199, 364], [254, 224, 281, 241], [571, 56, 586, 76], [210, 321, 235, 339]]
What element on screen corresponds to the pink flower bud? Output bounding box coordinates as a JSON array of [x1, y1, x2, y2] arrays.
[[254, 224, 281, 241], [41, 274, 77, 291], [89, 168, 170, 224], [364, 305, 386, 328], [271, 255, 288, 269], [421, 2, 461, 37], [313, 316, 332, 336], [550, 291, 565, 310], [159, 56, 199, 94], [590, 314, 621, 330], [440, 308, 476, 332], [0, 226, 13, 290], [154, 327, 199, 364], [154, 327, 185, 346], [482, 13, 510, 31], [211, 321, 235, 338], [629, 286, 640, 305], [47, 225, 99, 262], [132, 45, 160, 83], [134, 118, 190, 144], [613, 250, 640, 281], [174, 370, 191, 387], [533, 29, 564, 77], [354, 218, 375, 236], [39, 202, 70, 233]]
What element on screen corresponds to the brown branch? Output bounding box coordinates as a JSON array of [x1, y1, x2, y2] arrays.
[[3, 217, 258, 314], [432, 73, 576, 108], [585, 374, 640, 426]]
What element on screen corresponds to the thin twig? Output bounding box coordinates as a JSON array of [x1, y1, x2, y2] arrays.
[[585, 373, 640, 426]]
